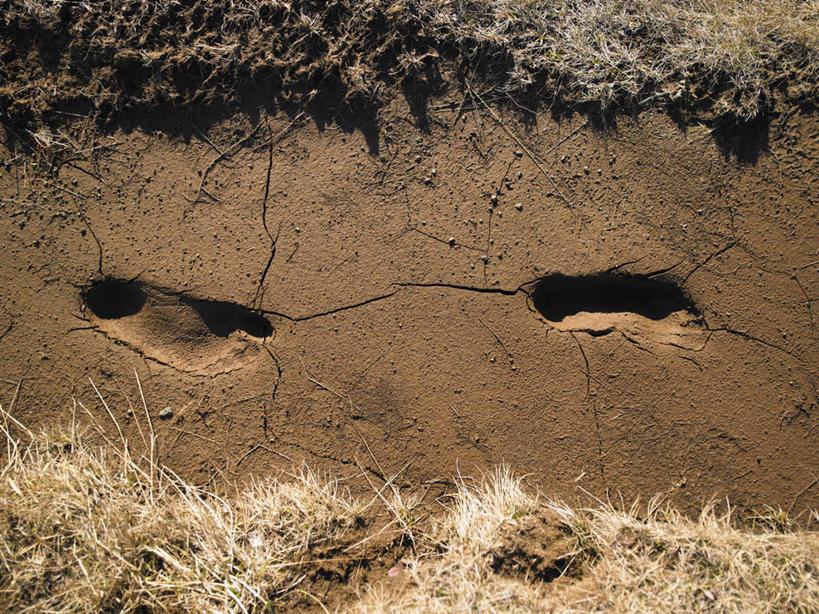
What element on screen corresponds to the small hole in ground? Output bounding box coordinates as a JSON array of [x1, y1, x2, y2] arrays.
[[181, 298, 273, 338], [532, 273, 695, 322], [85, 280, 147, 319]]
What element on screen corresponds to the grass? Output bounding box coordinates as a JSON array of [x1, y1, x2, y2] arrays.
[[1, 0, 817, 137], [1, 394, 817, 613], [0, 398, 367, 612], [425, 0, 819, 119]]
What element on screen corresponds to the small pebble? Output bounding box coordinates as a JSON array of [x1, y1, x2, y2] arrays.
[[159, 407, 174, 420], [490, 194, 498, 206], [514, 203, 523, 211], [448, 237, 456, 246]]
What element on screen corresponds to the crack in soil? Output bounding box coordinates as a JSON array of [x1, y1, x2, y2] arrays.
[[0, 321, 13, 342], [263, 291, 401, 322], [394, 280, 535, 296], [706, 326, 808, 364], [259, 279, 538, 321]]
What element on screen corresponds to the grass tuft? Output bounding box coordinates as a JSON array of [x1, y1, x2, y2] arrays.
[[0, 401, 364, 613]]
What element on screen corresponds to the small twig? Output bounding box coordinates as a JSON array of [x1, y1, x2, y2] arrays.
[[478, 317, 514, 366], [89, 378, 127, 451], [449, 92, 468, 129], [505, 92, 537, 116], [470, 138, 488, 161], [788, 476, 819, 514], [134, 369, 157, 498], [541, 119, 589, 157], [3, 381, 30, 436], [354, 425, 389, 482], [296, 589, 331, 614], [38, 179, 88, 200], [299, 355, 345, 399], [235, 443, 293, 468], [792, 274, 815, 328], [494, 157, 515, 196], [252, 112, 305, 152], [191, 123, 224, 156]]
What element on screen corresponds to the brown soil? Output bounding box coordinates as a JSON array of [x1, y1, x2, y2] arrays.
[[489, 511, 578, 582], [1, 94, 818, 520]]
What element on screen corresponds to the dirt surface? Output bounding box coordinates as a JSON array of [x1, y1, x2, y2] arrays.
[[1, 96, 818, 518]]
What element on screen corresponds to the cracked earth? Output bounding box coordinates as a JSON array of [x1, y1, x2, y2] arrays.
[[1, 100, 817, 515]]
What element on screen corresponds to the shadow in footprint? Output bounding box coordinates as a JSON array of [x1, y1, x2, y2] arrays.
[[84, 280, 147, 319], [532, 273, 695, 322], [180, 298, 272, 339]]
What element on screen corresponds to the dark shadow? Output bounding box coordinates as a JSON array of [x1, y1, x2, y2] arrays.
[[531, 273, 695, 322], [400, 60, 446, 132], [84, 280, 146, 319], [489, 550, 573, 583], [181, 298, 272, 338], [711, 114, 770, 164]]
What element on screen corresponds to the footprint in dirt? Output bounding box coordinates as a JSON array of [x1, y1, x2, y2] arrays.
[[84, 279, 273, 374], [531, 273, 706, 349]]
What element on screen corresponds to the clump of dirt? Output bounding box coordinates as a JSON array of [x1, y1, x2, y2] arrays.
[[488, 511, 580, 582]]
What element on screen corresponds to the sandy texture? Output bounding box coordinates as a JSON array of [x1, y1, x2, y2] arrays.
[[1, 100, 817, 516]]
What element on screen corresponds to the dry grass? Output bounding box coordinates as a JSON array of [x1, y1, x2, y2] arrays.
[[354, 467, 553, 613], [567, 501, 819, 612], [422, 0, 819, 119], [1, 0, 816, 133], [1, 397, 817, 613], [356, 472, 819, 613], [0, 399, 365, 613]]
